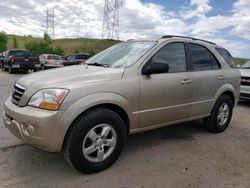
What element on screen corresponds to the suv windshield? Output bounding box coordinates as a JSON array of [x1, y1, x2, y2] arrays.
[[86, 41, 156, 68], [242, 61, 250, 69]]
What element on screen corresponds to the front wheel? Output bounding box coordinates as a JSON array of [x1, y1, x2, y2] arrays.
[[204, 95, 233, 133], [63, 108, 127, 173]]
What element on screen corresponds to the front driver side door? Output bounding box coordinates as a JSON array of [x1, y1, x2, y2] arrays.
[[139, 42, 193, 127]]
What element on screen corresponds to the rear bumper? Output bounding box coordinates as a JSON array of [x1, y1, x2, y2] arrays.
[[240, 85, 250, 100], [12, 64, 41, 69]]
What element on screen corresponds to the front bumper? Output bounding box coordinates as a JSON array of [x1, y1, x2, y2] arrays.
[[240, 85, 250, 100], [2, 97, 66, 152]]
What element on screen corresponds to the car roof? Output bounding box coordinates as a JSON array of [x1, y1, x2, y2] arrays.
[[128, 35, 221, 48]]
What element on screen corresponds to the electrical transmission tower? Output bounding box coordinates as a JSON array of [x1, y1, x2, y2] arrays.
[[102, 0, 123, 40], [44, 8, 55, 39]]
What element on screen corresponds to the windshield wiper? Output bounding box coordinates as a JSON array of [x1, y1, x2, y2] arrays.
[[87, 62, 109, 68]]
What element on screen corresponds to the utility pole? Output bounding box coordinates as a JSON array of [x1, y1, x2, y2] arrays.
[[102, 0, 123, 40]]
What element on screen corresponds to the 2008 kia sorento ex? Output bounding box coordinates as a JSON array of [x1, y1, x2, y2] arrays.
[[3, 35, 240, 173]]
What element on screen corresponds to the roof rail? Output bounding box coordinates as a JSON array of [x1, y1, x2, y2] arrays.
[[161, 35, 216, 45]]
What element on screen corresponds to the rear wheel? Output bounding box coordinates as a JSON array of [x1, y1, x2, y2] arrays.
[[8, 65, 14, 74], [63, 108, 127, 173], [204, 95, 233, 133]]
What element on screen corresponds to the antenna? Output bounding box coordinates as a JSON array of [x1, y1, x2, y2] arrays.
[[102, 0, 123, 40]]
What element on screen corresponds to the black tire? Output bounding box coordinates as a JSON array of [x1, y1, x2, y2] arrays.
[[9, 65, 14, 74], [33, 68, 39, 72], [204, 95, 233, 133], [63, 108, 127, 173], [2, 63, 6, 71]]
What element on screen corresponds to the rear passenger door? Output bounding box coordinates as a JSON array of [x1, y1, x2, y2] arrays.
[[188, 43, 225, 117]]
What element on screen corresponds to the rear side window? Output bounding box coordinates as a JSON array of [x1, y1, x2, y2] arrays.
[[190, 44, 220, 71], [216, 48, 236, 68], [151, 42, 187, 73]]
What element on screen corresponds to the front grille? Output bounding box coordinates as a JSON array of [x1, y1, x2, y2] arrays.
[[241, 77, 250, 86], [12, 83, 26, 105]]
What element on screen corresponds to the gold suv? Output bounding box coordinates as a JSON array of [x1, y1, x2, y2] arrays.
[[3, 36, 240, 173]]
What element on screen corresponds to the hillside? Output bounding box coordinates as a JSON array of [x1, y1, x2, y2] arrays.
[[6, 35, 120, 55], [5, 35, 250, 64]]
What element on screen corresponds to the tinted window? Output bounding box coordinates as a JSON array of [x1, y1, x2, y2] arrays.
[[76, 55, 89, 59], [151, 43, 187, 73], [190, 44, 220, 71], [216, 48, 236, 68], [9, 50, 32, 57], [48, 55, 61, 60], [67, 55, 76, 61]]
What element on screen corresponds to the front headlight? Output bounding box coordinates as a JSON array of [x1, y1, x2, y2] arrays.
[[28, 89, 69, 110]]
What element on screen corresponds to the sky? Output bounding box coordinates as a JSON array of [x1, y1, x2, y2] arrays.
[[0, 0, 250, 58]]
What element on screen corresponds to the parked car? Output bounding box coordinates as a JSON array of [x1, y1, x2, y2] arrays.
[[239, 61, 250, 100], [64, 54, 90, 66], [3, 35, 240, 173], [39, 54, 64, 70], [2, 50, 40, 74]]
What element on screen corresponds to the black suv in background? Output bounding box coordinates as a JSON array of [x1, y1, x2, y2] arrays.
[[64, 53, 90, 66], [2, 49, 41, 74]]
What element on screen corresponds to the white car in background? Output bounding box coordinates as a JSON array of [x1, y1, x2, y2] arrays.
[[239, 61, 250, 100], [39, 54, 64, 70]]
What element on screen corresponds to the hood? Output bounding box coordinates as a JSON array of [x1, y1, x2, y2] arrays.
[[239, 68, 250, 77], [17, 65, 124, 90]]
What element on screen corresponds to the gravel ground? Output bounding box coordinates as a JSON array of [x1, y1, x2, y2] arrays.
[[0, 70, 250, 188]]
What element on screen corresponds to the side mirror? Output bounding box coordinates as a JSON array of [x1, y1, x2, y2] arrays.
[[142, 61, 169, 75]]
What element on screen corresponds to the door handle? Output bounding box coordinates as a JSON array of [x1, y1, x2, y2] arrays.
[[181, 79, 192, 85], [218, 75, 225, 80]]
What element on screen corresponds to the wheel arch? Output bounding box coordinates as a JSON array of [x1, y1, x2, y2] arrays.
[[213, 84, 237, 107], [62, 103, 130, 151], [59, 92, 137, 151]]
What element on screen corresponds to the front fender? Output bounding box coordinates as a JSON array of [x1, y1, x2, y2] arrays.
[[56, 92, 138, 150]]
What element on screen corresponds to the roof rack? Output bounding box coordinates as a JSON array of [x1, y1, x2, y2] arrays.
[[161, 35, 216, 45]]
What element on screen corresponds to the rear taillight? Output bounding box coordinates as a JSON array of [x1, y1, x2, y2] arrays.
[[9, 56, 15, 64], [45, 56, 48, 64], [37, 56, 41, 64]]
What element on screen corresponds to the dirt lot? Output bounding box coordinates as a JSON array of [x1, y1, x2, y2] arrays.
[[0, 70, 250, 188]]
